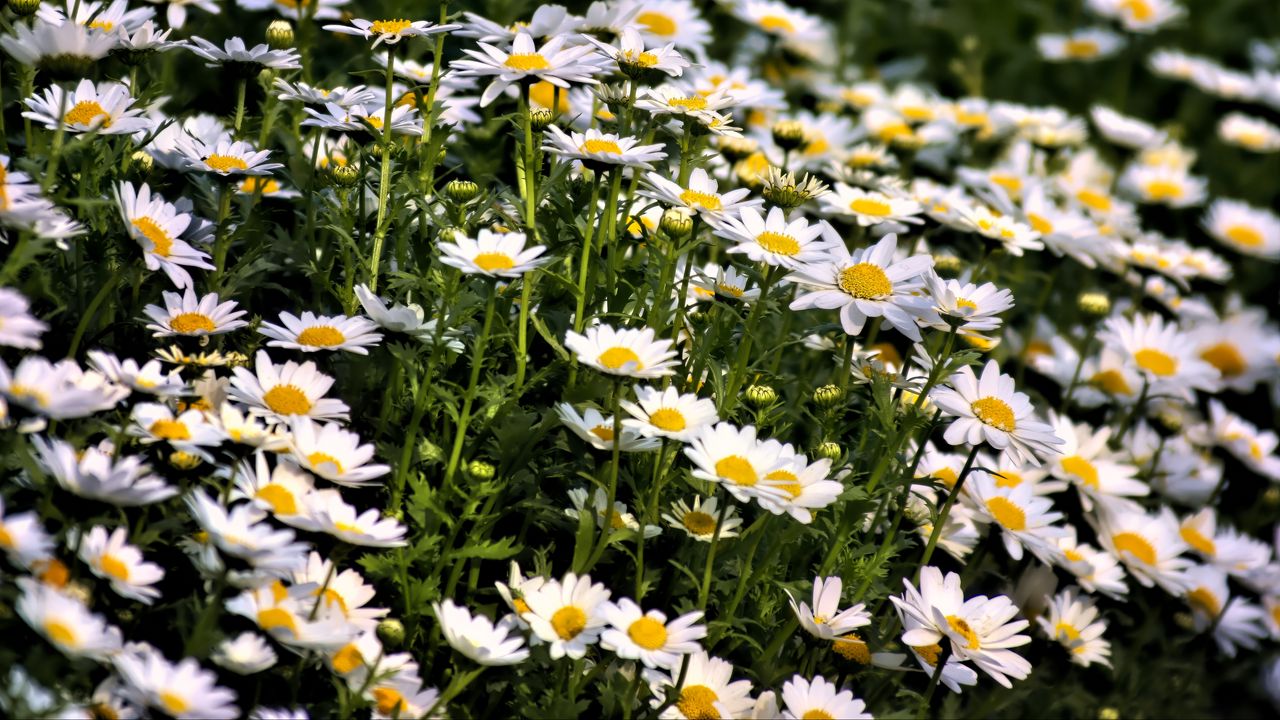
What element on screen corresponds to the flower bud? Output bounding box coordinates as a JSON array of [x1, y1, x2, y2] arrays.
[[1263, 486, 1280, 507], [1096, 710, 1120, 720], [377, 618, 406, 649], [330, 164, 360, 187], [10, 0, 40, 16], [717, 136, 759, 162], [771, 119, 808, 152], [129, 150, 154, 178], [932, 253, 963, 278], [266, 20, 295, 50], [815, 442, 843, 461], [169, 451, 202, 470], [467, 460, 496, 480], [529, 108, 555, 131], [812, 384, 845, 408], [1077, 291, 1111, 319], [660, 209, 694, 238], [1154, 407, 1183, 434], [745, 384, 778, 407], [445, 179, 481, 204]]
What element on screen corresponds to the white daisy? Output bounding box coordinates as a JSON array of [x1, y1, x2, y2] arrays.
[[522, 572, 612, 660], [288, 417, 390, 488], [434, 599, 530, 666], [786, 576, 871, 641], [438, 229, 549, 277], [229, 350, 350, 424], [931, 359, 1064, 466], [1037, 588, 1111, 667], [543, 126, 668, 170], [77, 526, 165, 604], [323, 18, 458, 47], [16, 578, 122, 661], [0, 288, 48, 349], [450, 31, 601, 107], [683, 422, 789, 504], [556, 403, 662, 452], [779, 674, 872, 720], [116, 182, 213, 290], [564, 324, 679, 379], [712, 206, 837, 270], [620, 384, 718, 442], [600, 598, 706, 669], [662, 496, 742, 542], [259, 310, 383, 355], [640, 167, 761, 221]]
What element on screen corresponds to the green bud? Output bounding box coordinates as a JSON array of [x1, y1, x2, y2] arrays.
[[1077, 291, 1111, 319], [529, 108, 555, 131], [1154, 407, 1183, 434], [330, 164, 360, 187], [467, 460, 496, 480], [129, 150, 154, 178], [771, 119, 808, 152], [744, 384, 778, 408], [1263, 487, 1280, 507], [38, 53, 96, 81], [932, 254, 963, 278], [445, 179, 481, 204], [266, 20, 295, 51], [717, 136, 759, 162], [660, 209, 693, 238], [377, 618, 406, 649], [9, 0, 40, 16], [812, 384, 845, 408], [815, 442, 843, 461]]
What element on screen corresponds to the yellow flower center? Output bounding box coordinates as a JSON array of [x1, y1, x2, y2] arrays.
[[256, 485, 299, 515], [88, 20, 115, 32], [758, 15, 795, 33], [7, 383, 49, 408], [838, 263, 892, 299], [932, 467, 959, 489], [257, 607, 299, 636], [625, 51, 660, 67], [1180, 526, 1217, 557], [296, 326, 346, 347], [590, 425, 615, 442], [263, 384, 313, 416], [1122, 0, 1155, 22], [1200, 342, 1246, 377], [1222, 224, 1263, 251], [627, 616, 668, 650], [1060, 455, 1100, 490], [581, 139, 623, 154], [848, 197, 893, 216], [205, 154, 249, 173], [529, 80, 571, 114], [132, 217, 173, 258], [1090, 369, 1132, 395], [985, 496, 1027, 531], [1055, 622, 1081, 645], [1143, 179, 1183, 201], [331, 643, 364, 674], [676, 685, 720, 720], [504, 53, 550, 71], [715, 455, 757, 486], [1075, 188, 1112, 212], [913, 642, 944, 667], [513, 597, 531, 614], [970, 396, 1016, 432], [1112, 531, 1157, 565], [240, 177, 282, 194], [678, 189, 721, 212], [946, 614, 981, 650], [1064, 39, 1100, 58], [648, 408, 687, 432], [35, 558, 69, 588], [668, 96, 708, 112], [372, 688, 407, 717], [149, 419, 191, 441], [832, 634, 871, 663], [472, 252, 516, 273], [756, 231, 801, 255], [159, 691, 190, 716], [993, 469, 1021, 487], [168, 312, 216, 334], [877, 122, 913, 143], [98, 553, 130, 581], [550, 605, 587, 640], [1134, 348, 1178, 376], [308, 452, 345, 475], [370, 19, 413, 35], [802, 711, 835, 720], [1187, 586, 1221, 617], [1026, 212, 1053, 235], [955, 298, 978, 312], [65, 101, 112, 128], [682, 510, 717, 535], [1063, 548, 1085, 563], [598, 346, 643, 370], [44, 619, 78, 647]]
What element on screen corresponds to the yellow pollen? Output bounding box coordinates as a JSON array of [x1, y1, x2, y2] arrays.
[[1200, 342, 1246, 377], [986, 496, 1027, 531], [802, 711, 835, 720], [758, 15, 796, 33], [296, 325, 347, 347], [550, 605, 587, 640], [849, 197, 893, 216], [955, 298, 978, 311], [43, 620, 78, 647], [1143, 179, 1183, 201], [648, 408, 687, 432], [240, 177, 281, 194], [98, 553, 130, 582], [471, 252, 516, 273], [629, 51, 659, 67], [581, 139, 623, 154], [756, 231, 801, 256], [838, 263, 892, 299], [1090, 369, 1132, 395], [676, 685, 721, 720], [605, 510, 627, 530], [316, 587, 349, 615], [1055, 622, 1081, 645], [1223, 224, 1264, 248], [205, 155, 249, 173], [513, 597, 531, 614], [946, 614, 981, 650], [990, 173, 1022, 195], [636, 11, 677, 36], [7, 383, 49, 408], [87, 20, 115, 31], [832, 634, 871, 663], [1063, 548, 1085, 563], [932, 467, 959, 489], [715, 455, 758, 486], [504, 53, 550, 71], [877, 122, 913, 142], [1112, 531, 1157, 565], [682, 510, 717, 535], [1122, 0, 1155, 22], [263, 384, 313, 416], [258, 607, 299, 636], [1027, 213, 1053, 235], [331, 643, 363, 674], [64, 101, 111, 128], [1134, 348, 1178, 376], [717, 283, 745, 298], [1180, 526, 1217, 557], [913, 643, 943, 667], [35, 558, 69, 588], [994, 470, 1022, 488], [627, 616, 668, 650], [668, 96, 708, 111], [598, 346, 643, 371], [1187, 586, 1221, 617], [1063, 39, 1100, 58], [679, 189, 722, 211], [369, 19, 413, 35], [970, 396, 1016, 432], [149, 419, 191, 441], [590, 425, 616, 443], [132, 217, 173, 258], [256, 485, 299, 515], [308, 452, 345, 475], [1076, 188, 1112, 211], [372, 688, 407, 717], [1060, 456, 1100, 490], [159, 692, 190, 716]]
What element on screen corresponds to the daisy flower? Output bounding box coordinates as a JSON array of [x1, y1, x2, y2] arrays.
[[77, 526, 164, 604], [186, 35, 300, 70], [1087, 0, 1184, 33], [1182, 565, 1269, 658], [787, 233, 935, 341], [712, 206, 837, 270], [354, 284, 461, 348], [495, 561, 546, 628], [288, 417, 390, 487], [185, 490, 308, 574], [142, 286, 248, 337], [0, 497, 55, 568], [32, 436, 178, 506], [178, 137, 283, 177], [1036, 27, 1125, 62], [779, 675, 872, 720], [634, 84, 737, 120], [1179, 507, 1273, 577], [0, 19, 115, 69], [556, 403, 662, 452], [565, 487, 661, 538], [932, 359, 1064, 466], [0, 288, 48, 349], [301, 102, 424, 137], [1218, 112, 1280, 153], [640, 167, 761, 221], [1119, 163, 1207, 207], [1202, 199, 1280, 259], [438, 228, 549, 277], [434, 600, 530, 666], [686, 422, 793, 504], [308, 496, 407, 548], [259, 311, 383, 354], [1046, 413, 1147, 513], [113, 643, 239, 719], [232, 452, 318, 529], [1053, 529, 1129, 599], [585, 26, 689, 78], [522, 572, 612, 660], [450, 31, 600, 107], [600, 598, 706, 669], [922, 272, 1015, 335], [1090, 105, 1168, 149], [16, 578, 122, 661], [116, 182, 214, 290], [967, 470, 1067, 563], [324, 18, 458, 47], [1037, 588, 1111, 667], [24, 79, 151, 135], [230, 350, 351, 424], [786, 576, 871, 641], [644, 650, 756, 719], [226, 583, 356, 651], [754, 441, 843, 524], [662, 496, 742, 542], [620, 384, 718, 442], [543, 126, 667, 170], [86, 351, 186, 397], [129, 403, 224, 459], [0, 355, 129, 421], [1094, 507, 1193, 594], [212, 632, 278, 675], [366, 674, 442, 720], [564, 324, 679, 379], [820, 183, 925, 226], [1099, 313, 1220, 396]]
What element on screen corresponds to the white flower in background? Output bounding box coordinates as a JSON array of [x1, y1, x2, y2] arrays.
[[186, 36, 300, 70], [438, 229, 549, 277], [32, 436, 178, 506], [0, 288, 48, 349], [288, 417, 390, 487], [786, 576, 871, 640], [599, 598, 706, 669], [77, 526, 165, 604], [931, 359, 1064, 466], [113, 643, 239, 719], [450, 31, 601, 106], [434, 600, 530, 666], [1037, 588, 1111, 667], [212, 632, 278, 675], [324, 18, 458, 47], [779, 674, 873, 720], [1036, 28, 1124, 62], [259, 311, 383, 355], [23, 79, 151, 135], [556, 403, 662, 452], [16, 578, 122, 661], [565, 324, 679, 379], [522, 572, 612, 660]]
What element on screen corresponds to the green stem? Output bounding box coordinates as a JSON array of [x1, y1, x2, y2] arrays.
[[441, 285, 498, 493], [514, 270, 537, 392], [65, 268, 121, 358], [367, 45, 398, 293], [41, 85, 70, 193], [585, 380, 626, 571], [635, 440, 669, 600], [697, 486, 731, 612], [722, 265, 777, 414], [519, 82, 540, 241], [916, 644, 953, 719], [211, 183, 235, 287], [917, 445, 980, 573], [232, 77, 247, 137]]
